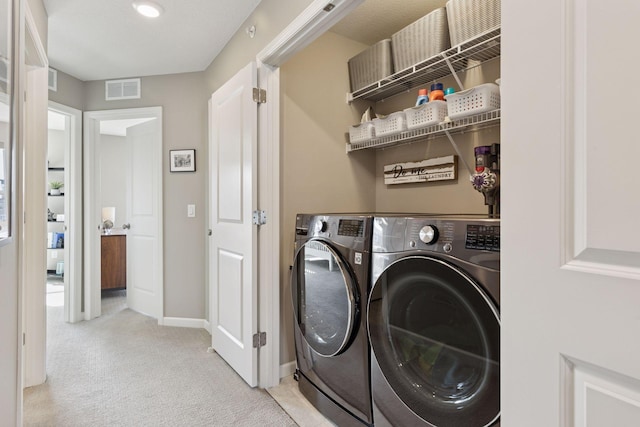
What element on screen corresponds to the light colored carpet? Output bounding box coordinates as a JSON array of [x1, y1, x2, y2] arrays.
[[24, 290, 296, 427]]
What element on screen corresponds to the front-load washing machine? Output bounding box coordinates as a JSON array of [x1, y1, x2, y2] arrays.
[[368, 215, 500, 427], [291, 213, 374, 426]]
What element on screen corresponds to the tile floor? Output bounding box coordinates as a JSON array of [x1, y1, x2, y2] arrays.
[[267, 374, 335, 427]]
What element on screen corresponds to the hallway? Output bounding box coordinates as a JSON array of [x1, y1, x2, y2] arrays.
[[23, 285, 296, 426]]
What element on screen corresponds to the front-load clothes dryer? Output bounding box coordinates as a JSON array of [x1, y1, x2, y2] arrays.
[[368, 215, 500, 427], [291, 214, 373, 427]]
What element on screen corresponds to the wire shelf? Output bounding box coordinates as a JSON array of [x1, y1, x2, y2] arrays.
[[346, 109, 500, 153], [347, 27, 501, 103]]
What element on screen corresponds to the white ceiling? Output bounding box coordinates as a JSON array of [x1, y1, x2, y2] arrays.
[[43, 0, 447, 83], [43, 0, 263, 81]]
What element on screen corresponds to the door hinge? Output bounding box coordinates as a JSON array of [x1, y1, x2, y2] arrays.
[[23, 333, 26, 346], [252, 210, 267, 226], [252, 88, 266, 104], [253, 332, 266, 348]]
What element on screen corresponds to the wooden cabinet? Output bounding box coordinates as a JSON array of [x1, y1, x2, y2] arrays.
[[101, 234, 126, 290]]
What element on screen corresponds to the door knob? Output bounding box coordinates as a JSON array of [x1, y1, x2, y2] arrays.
[[122, 223, 131, 230]]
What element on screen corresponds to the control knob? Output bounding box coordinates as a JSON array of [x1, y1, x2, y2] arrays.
[[314, 220, 328, 234], [419, 225, 439, 245]]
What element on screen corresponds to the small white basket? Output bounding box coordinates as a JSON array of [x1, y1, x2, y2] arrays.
[[349, 121, 375, 143], [444, 83, 500, 120], [373, 112, 407, 137], [404, 101, 448, 129]]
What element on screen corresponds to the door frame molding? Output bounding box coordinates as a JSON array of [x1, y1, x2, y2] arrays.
[[22, 0, 49, 389], [255, 0, 364, 388], [83, 107, 163, 321], [48, 101, 83, 324]]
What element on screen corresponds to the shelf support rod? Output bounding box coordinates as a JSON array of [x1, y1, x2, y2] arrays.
[[442, 52, 464, 91], [443, 128, 474, 176]]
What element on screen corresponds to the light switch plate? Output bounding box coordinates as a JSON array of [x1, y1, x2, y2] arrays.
[[187, 204, 196, 218]]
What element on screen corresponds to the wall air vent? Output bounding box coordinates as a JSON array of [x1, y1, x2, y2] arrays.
[[105, 78, 141, 101], [48, 68, 57, 91]]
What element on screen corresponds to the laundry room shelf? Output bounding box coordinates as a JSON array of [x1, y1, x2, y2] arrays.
[[346, 109, 500, 153], [347, 27, 501, 103]]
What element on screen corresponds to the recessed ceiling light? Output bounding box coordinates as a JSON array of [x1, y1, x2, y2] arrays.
[[132, 1, 164, 18]]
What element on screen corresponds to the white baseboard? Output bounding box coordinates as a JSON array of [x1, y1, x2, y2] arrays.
[[280, 360, 297, 379], [204, 320, 211, 334], [162, 317, 206, 329]]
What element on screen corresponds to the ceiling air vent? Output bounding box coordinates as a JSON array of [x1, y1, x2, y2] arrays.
[[48, 68, 57, 91], [105, 78, 141, 101]]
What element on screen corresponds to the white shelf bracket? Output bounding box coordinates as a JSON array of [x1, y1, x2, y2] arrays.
[[443, 128, 475, 177], [441, 52, 464, 91], [346, 92, 354, 104]]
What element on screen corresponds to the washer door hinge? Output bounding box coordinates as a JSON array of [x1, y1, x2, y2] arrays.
[[252, 210, 267, 226], [252, 88, 266, 104], [253, 332, 266, 348]]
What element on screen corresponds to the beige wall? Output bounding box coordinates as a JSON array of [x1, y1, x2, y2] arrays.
[[203, 0, 313, 95], [83, 72, 209, 319], [49, 70, 84, 110], [279, 31, 377, 363]]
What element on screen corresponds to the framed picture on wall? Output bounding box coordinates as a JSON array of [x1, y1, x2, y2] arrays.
[[169, 149, 196, 172]]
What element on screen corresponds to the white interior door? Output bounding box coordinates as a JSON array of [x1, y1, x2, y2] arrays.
[[502, 1, 640, 425], [209, 62, 258, 387], [126, 119, 163, 319]]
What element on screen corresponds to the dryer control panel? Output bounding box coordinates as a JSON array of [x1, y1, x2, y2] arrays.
[[465, 224, 500, 252]]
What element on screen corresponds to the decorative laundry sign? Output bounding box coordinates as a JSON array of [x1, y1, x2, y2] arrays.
[[384, 155, 457, 185]]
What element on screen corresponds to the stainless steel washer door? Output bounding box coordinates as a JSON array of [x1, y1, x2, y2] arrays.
[[292, 240, 358, 357], [368, 256, 500, 427]]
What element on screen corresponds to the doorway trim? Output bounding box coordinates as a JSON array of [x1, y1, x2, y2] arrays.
[[83, 107, 164, 321], [22, 0, 49, 389], [254, 0, 364, 387], [48, 101, 82, 323]]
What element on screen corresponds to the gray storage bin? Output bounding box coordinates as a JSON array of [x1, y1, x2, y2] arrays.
[[348, 39, 393, 92], [446, 0, 501, 46], [391, 7, 450, 72]]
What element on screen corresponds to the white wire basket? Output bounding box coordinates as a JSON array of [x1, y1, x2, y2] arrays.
[[348, 121, 376, 143], [391, 8, 450, 72], [444, 83, 500, 120], [446, 0, 501, 47], [348, 39, 393, 92], [404, 101, 448, 129], [373, 112, 407, 137]]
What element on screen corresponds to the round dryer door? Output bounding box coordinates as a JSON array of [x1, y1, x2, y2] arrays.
[[368, 256, 500, 426], [291, 239, 358, 357]]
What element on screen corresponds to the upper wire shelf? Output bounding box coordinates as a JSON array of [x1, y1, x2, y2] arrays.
[[347, 27, 501, 103]]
